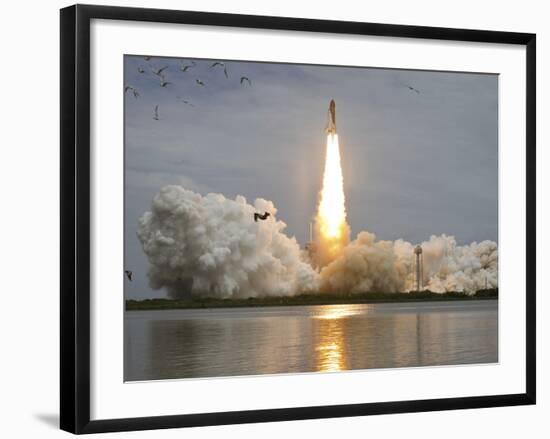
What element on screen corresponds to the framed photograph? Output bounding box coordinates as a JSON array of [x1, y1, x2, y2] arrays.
[[60, 4, 536, 434]]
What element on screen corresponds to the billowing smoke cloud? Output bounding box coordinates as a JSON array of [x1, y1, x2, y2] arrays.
[[319, 232, 498, 294], [138, 186, 497, 298], [418, 235, 498, 293], [318, 232, 408, 293], [137, 186, 318, 298]]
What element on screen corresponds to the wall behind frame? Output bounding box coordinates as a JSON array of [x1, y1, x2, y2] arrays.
[[0, 0, 546, 438]]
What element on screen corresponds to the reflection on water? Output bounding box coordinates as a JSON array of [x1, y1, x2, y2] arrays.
[[314, 305, 356, 372], [315, 313, 347, 372], [314, 304, 367, 320], [124, 301, 498, 381]]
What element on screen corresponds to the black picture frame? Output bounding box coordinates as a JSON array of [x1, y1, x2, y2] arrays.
[[60, 4, 536, 434]]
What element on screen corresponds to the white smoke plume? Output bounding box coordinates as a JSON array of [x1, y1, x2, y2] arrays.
[[318, 231, 406, 293], [138, 186, 497, 298], [137, 186, 318, 298], [418, 235, 498, 293], [319, 232, 498, 294]]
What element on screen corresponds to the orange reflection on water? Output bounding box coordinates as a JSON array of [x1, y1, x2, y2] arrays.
[[313, 305, 361, 372], [314, 303, 366, 320]]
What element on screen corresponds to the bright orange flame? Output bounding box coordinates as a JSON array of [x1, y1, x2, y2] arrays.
[[314, 133, 350, 267]]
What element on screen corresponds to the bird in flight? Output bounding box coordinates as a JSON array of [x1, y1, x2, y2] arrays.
[[159, 77, 172, 88], [211, 61, 228, 78], [195, 79, 205, 86], [124, 85, 140, 98], [180, 61, 196, 72], [254, 212, 271, 222], [240, 76, 252, 86], [176, 96, 194, 106], [405, 84, 420, 94], [125, 270, 133, 281], [153, 105, 160, 120], [152, 66, 169, 77]]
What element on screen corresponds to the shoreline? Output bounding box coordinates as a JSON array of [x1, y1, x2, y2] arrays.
[[126, 290, 498, 311]]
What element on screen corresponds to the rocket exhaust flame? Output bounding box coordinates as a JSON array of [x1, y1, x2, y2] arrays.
[[314, 104, 350, 267], [319, 134, 347, 240]]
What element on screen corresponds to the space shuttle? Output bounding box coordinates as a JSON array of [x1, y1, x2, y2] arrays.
[[326, 99, 337, 134]]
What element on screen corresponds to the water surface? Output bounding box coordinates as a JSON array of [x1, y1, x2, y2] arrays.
[[124, 300, 498, 381]]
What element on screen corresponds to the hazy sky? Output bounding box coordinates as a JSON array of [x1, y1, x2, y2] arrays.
[[124, 55, 498, 299]]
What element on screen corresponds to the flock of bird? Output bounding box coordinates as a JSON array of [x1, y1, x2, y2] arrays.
[[125, 56, 422, 121], [125, 57, 253, 120]]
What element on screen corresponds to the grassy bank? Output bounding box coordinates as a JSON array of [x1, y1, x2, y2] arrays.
[[126, 289, 498, 311]]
